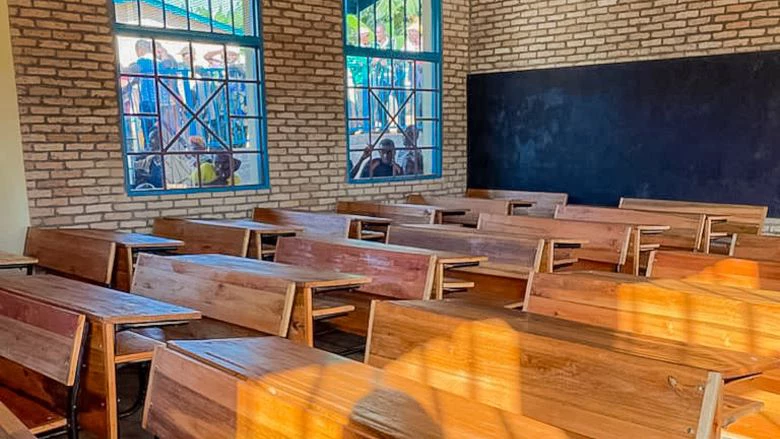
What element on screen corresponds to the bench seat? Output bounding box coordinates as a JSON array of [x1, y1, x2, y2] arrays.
[[115, 330, 163, 365], [0, 386, 66, 435]]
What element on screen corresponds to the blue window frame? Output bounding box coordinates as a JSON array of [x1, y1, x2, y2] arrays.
[[112, 0, 269, 195], [343, 0, 442, 183]]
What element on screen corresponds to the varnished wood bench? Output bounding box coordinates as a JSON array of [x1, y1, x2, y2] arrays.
[[366, 299, 773, 438], [143, 337, 583, 438], [253, 207, 352, 239], [130, 253, 297, 344], [275, 236, 438, 337], [0, 290, 88, 438], [406, 193, 533, 226], [386, 224, 544, 304], [647, 250, 780, 291], [732, 233, 780, 262], [466, 188, 568, 218], [24, 227, 116, 286], [556, 204, 706, 251], [337, 200, 453, 224], [619, 197, 768, 238], [152, 217, 251, 257], [478, 213, 632, 272]]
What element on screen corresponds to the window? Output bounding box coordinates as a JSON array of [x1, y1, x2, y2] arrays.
[[344, 0, 442, 182], [113, 0, 268, 195]]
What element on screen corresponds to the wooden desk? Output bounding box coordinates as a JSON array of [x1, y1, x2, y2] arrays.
[[56, 229, 184, 291], [143, 337, 583, 438], [630, 224, 671, 275], [0, 274, 200, 439], [0, 252, 36, 275], [167, 254, 371, 346], [188, 219, 301, 260]]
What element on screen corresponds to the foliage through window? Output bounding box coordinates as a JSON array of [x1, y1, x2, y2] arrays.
[[113, 0, 268, 194], [344, 0, 442, 182]]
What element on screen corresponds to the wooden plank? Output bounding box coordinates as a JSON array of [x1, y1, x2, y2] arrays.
[[387, 224, 543, 271], [54, 229, 184, 249], [336, 200, 438, 224], [525, 271, 780, 357], [407, 194, 520, 226], [311, 297, 356, 319], [722, 393, 764, 427], [556, 204, 706, 251], [478, 213, 632, 267], [132, 254, 296, 337], [167, 253, 371, 289], [0, 388, 65, 436], [466, 188, 568, 217], [24, 227, 116, 285], [365, 300, 747, 438], [0, 400, 35, 439], [0, 251, 37, 268], [725, 379, 780, 438], [152, 217, 250, 257], [619, 197, 768, 235], [143, 338, 586, 438], [0, 274, 201, 325], [275, 236, 437, 300], [0, 290, 85, 385], [733, 234, 780, 262], [252, 208, 351, 239], [649, 250, 780, 291], [115, 330, 163, 364]]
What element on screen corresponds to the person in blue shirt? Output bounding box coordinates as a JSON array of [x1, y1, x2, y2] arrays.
[[129, 40, 156, 149]]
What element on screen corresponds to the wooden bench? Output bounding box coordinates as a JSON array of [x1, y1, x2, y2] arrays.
[[524, 271, 780, 357], [152, 217, 251, 257], [366, 299, 773, 438], [619, 197, 768, 236], [131, 253, 297, 341], [555, 204, 706, 251], [0, 290, 88, 438], [253, 208, 352, 239], [647, 250, 780, 291], [143, 337, 583, 438], [732, 234, 780, 262], [24, 227, 116, 286], [478, 213, 632, 272], [275, 236, 438, 336], [466, 188, 568, 217], [406, 193, 532, 226], [386, 225, 544, 304], [337, 200, 444, 224]]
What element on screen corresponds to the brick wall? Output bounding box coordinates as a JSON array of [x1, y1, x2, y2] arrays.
[[7, 0, 469, 230], [471, 0, 780, 73]]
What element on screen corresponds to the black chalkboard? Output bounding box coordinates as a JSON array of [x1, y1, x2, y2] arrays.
[[467, 51, 780, 216]]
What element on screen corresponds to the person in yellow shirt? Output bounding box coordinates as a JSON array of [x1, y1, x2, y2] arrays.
[[191, 154, 242, 186]]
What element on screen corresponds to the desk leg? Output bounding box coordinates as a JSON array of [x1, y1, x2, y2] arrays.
[[288, 286, 314, 347], [703, 220, 713, 254], [632, 229, 642, 276], [433, 263, 444, 300], [541, 243, 554, 273], [114, 247, 134, 292], [26, 265, 33, 275], [80, 322, 118, 439]]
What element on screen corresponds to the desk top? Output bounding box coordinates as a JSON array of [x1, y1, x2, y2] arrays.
[[57, 229, 184, 249], [0, 274, 201, 324], [170, 254, 371, 289], [189, 219, 302, 235], [0, 251, 37, 267]]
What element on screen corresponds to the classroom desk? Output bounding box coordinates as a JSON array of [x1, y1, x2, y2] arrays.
[[165, 254, 372, 346], [56, 229, 184, 291], [0, 251, 36, 275], [188, 219, 302, 260], [0, 274, 201, 439]]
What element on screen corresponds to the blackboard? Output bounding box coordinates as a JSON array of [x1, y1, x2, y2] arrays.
[[467, 51, 780, 216]]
